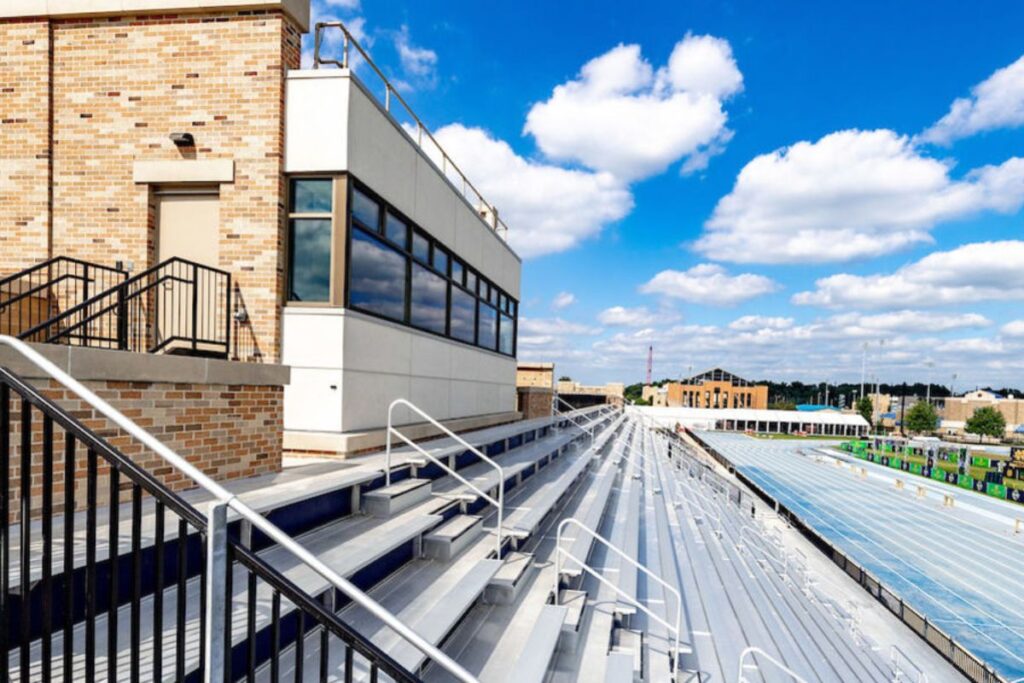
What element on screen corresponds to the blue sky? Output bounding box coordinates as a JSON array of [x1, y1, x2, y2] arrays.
[[308, 0, 1024, 390]]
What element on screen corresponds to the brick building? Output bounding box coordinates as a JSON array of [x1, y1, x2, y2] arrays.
[[642, 367, 768, 409], [1, 1, 521, 459]]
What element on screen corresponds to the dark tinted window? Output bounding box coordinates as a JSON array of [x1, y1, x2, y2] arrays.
[[450, 287, 476, 344], [288, 218, 331, 302], [385, 213, 408, 248], [351, 189, 380, 230], [478, 304, 497, 351], [412, 231, 430, 262], [499, 313, 514, 355], [291, 179, 332, 213], [348, 227, 407, 321], [432, 246, 449, 275], [410, 263, 447, 334]]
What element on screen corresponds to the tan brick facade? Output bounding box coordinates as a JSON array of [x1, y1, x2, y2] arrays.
[[8, 378, 283, 518], [0, 19, 52, 267], [0, 8, 303, 362]]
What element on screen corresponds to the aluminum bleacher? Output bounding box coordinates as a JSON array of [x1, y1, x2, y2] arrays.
[[7, 356, 965, 683]]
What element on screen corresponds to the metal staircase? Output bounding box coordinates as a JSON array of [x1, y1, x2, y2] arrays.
[[0, 335, 471, 683]]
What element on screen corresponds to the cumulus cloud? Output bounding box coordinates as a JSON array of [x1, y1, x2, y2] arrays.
[[1002, 320, 1024, 337], [640, 264, 779, 305], [729, 315, 794, 331], [793, 241, 1024, 309], [518, 317, 602, 338], [597, 306, 678, 327], [551, 292, 576, 310], [695, 129, 1024, 264], [391, 24, 438, 90], [920, 55, 1024, 145], [833, 310, 991, 335], [322, 0, 360, 7], [430, 124, 632, 258], [523, 34, 742, 182]]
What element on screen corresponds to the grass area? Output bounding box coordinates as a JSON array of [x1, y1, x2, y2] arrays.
[[748, 433, 843, 441]]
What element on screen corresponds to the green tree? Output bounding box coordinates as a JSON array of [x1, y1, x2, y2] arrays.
[[904, 401, 938, 435], [856, 395, 873, 425], [965, 406, 1006, 441], [558, 376, 572, 382]]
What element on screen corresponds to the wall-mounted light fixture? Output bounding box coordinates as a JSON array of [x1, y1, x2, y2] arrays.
[[169, 132, 195, 147]]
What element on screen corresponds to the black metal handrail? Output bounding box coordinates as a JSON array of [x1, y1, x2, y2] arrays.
[[0, 257, 126, 341], [0, 365, 421, 682], [21, 257, 232, 359]]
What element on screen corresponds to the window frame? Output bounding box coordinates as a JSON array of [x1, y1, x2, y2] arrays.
[[343, 177, 518, 357], [286, 176, 337, 305]]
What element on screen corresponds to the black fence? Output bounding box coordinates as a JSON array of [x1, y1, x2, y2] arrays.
[[0, 257, 126, 341], [20, 257, 232, 359], [688, 431, 1007, 683], [0, 366, 421, 682]]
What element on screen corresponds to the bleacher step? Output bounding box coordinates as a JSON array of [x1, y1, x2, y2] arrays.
[[484, 551, 535, 605], [363, 477, 432, 517], [556, 588, 588, 654], [505, 603, 567, 683], [604, 651, 636, 683], [423, 514, 483, 562]]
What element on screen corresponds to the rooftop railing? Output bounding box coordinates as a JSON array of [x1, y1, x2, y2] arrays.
[[313, 21, 510, 242]]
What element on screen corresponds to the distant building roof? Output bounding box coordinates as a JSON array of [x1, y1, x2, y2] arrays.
[[796, 404, 839, 412], [681, 367, 756, 387]]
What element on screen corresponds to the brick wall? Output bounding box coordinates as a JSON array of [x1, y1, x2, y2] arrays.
[[0, 9, 303, 362], [7, 378, 283, 518], [0, 19, 51, 267], [517, 387, 554, 421]]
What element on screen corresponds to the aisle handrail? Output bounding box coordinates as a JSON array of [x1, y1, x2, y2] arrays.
[[0, 335, 478, 683], [554, 517, 683, 674], [737, 646, 809, 683], [553, 396, 595, 444], [385, 398, 504, 556]]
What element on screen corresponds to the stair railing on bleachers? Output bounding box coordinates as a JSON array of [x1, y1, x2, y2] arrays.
[[0, 335, 478, 683], [554, 517, 683, 677], [553, 395, 595, 445], [737, 646, 809, 683], [891, 645, 929, 683], [385, 398, 504, 556]]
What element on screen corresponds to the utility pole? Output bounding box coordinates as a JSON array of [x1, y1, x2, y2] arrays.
[[899, 382, 908, 437], [860, 341, 867, 401], [645, 346, 653, 386], [925, 360, 934, 404]]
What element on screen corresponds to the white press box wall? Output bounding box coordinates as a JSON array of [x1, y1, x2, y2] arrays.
[[283, 69, 520, 434]]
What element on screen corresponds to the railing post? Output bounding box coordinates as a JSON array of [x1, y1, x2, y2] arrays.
[[116, 283, 128, 351], [224, 274, 232, 361], [204, 501, 229, 683], [191, 262, 199, 354]]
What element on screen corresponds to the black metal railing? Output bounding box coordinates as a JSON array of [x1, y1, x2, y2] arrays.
[[0, 257, 126, 341], [21, 257, 232, 359], [0, 365, 422, 682]]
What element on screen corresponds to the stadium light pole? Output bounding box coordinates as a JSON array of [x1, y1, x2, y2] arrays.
[[860, 341, 867, 401], [925, 360, 934, 404]]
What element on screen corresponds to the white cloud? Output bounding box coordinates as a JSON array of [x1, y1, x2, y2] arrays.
[[1002, 320, 1024, 337], [920, 55, 1024, 145], [598, 306, 678, 327], [833, 310, 991, 334], [392, 24, 437, 90], [640, 264, 779, 306], [322, 0, 360, 7], [793, 241, 1024, 309], [695, 129, 1024, 264], [518, 317, 602, 337], [429, 124, 632, 258], [523, 34, 742, 182], [729, 315, 793, 331], [551, 292, 576, 310]]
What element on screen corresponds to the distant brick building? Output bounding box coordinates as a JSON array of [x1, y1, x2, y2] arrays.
[[643, 368, 768, 409]]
